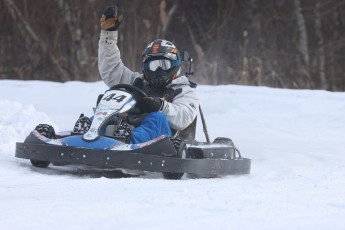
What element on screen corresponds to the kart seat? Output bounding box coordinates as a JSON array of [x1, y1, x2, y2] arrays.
[[172, 117, 197, 144]]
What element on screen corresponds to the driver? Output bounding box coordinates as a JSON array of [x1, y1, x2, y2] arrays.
[[75, 5, 199, 144]]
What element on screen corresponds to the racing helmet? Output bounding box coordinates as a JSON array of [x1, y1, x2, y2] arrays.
[[142, 39, 182, 88]]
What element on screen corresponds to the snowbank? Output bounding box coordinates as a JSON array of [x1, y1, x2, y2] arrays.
[[0, 80, 345, 230], [0, 100, 55, 155]]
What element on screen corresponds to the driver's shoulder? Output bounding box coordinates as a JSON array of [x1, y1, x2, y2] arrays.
[[170, 75, 190, 85], [169, 76, 196, 93]]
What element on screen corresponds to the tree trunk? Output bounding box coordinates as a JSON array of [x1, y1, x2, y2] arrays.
[[157, 0, 179, 38], [294, 0, 309, 67], [315, 1, 327, 90], [3, 0, 70, 81]]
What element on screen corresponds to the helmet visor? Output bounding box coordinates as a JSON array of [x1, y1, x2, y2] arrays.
[[143, 53, 178, 63], [148, 59, 172, 71]]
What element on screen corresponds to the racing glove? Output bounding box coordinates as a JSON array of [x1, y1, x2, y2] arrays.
[[100, 5, 124, 31], [113, 122, 132, 143], [73, 114, 91, 134], [136, 97, 163, 113]]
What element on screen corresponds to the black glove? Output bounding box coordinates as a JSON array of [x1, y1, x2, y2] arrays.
[[72, 114, 91, 134], [113, 122, 132, 143], [136, 97, 163, 113], [100, 5, 124, 31]]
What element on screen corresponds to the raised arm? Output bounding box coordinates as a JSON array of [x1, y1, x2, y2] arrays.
[[98, 6, 142, 87]]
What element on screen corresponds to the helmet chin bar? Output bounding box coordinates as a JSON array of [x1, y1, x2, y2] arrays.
[[143, 65, 180, 88], [153, 77, 169, 88], [147, 75, 169, 88]]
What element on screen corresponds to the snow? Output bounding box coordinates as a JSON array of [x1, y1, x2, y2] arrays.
[[1, 79, 345, 229]]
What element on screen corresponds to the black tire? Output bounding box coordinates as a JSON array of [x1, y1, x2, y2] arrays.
[[30, 159, 51, 168], [30, 124, 55, 168], [213, 137, 234, 146], [213, 137, 240, 159], [162, 138, 187, 180]]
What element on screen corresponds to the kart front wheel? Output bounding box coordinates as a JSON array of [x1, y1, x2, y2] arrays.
[[30, 159, 50, 168], [30, 124, 55, 168]]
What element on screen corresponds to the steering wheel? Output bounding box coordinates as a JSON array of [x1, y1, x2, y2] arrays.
[[109, 84, 148, 100]]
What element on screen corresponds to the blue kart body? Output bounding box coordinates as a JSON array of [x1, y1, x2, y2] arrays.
[[15, 84, 251, 178]]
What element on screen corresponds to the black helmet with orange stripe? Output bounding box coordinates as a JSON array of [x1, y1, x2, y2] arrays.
[[142, 39, 182, 88]]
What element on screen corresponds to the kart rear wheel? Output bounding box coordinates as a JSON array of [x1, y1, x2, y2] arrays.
[[30, 124, 55, 168], [213, 137, 234, 146], [163, 138, 187, 180]]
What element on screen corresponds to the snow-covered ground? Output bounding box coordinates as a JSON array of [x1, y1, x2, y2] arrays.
[[0, 79, 345, 230]]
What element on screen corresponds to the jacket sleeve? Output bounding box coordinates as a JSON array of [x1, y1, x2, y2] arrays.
[[98, 30, 142, 87], [160, 86, 200, 130]]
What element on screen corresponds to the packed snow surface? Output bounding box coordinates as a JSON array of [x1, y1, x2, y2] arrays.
[[1, 80, 345, 230]]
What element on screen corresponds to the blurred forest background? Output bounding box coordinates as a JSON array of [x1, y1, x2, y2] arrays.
[[1, 0, 345, 91]]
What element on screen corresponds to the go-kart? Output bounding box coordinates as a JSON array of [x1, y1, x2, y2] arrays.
[[15, 84, 251, 179]]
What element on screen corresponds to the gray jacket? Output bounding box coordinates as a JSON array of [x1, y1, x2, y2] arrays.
[[98, 31, 199, 130]]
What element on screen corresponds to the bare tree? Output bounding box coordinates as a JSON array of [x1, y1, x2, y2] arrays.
[[3, 0, 69, 80], [294, 0, 309, 67], [1, 0, 345, 91], [314, 1, 327, 89]]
